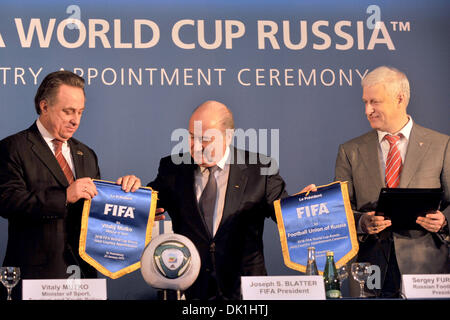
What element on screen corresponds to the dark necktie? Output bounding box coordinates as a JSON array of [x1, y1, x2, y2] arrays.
[[385, 134, 402, 188], [52, 139, 75, 184], [199, 166, 218, 235]]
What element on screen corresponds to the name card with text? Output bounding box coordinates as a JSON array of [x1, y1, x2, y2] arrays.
[[241, 275, 325, 300], [22, 279, 107, 300], [402, 274, 450, 299]]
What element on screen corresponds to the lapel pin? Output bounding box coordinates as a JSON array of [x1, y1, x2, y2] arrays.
[[234, 185, 240, 188], [77, 151, 84, 156]]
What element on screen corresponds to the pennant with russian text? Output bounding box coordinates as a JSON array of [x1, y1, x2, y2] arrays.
[[274, 181, 358, 274], [79, 180, 157, 279]]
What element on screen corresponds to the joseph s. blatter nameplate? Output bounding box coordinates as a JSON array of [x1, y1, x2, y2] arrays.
[[79, 180, 158, 279]]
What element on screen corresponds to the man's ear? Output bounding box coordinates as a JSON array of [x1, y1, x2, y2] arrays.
[[225, 128, 235, 146], [396, 92, 406, 107], [39, 100, 48, 114]]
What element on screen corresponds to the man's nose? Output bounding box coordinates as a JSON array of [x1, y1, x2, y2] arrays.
[[365, 103, 374, 116], [192, 139, 203, 152], [70, 114, 81, 125]]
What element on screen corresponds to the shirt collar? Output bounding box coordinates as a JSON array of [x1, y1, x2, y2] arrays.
[[377, 116, 413, 143], [36, 118, 56, 143], [36, 118, 69, 148], [216, 145, 230, 170]]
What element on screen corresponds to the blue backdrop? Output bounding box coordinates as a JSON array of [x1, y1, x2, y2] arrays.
[[0, 0, 449, 299]]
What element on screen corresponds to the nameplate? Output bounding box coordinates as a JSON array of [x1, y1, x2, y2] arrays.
[[22, 279, 107, 300], [241, 276, 325, 300], [402, 274, 450, 299]]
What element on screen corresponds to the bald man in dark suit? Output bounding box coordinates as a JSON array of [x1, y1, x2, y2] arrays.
[[149, 101, 315, 300]]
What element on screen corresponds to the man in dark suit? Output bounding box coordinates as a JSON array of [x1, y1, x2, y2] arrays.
[[148, 100, 313, 300], [335, 66, 449, 297], [0, 71, 142, 295]]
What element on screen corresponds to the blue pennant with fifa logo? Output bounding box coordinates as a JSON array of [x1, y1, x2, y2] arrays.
[[79, 180, 158, 279], [274, 181, 358, 274]]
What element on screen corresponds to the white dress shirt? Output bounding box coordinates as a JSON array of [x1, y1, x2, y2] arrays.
[[194, 146, 231, 236], [376, 116, 413, 173], [358, 116, 413, 233], [36, 118, 76, 178]]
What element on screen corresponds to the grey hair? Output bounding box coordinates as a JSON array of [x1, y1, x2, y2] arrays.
[[362, 66, 410, 105]]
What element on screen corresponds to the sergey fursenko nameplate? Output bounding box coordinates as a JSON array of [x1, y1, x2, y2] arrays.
[[79, 180, 158, 279], [274, 181, 358, 274]]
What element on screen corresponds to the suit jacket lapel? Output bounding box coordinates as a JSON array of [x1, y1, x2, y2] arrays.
[[69, 139, 85, 179], [216, 150, 248, 238], [183, 162, 199, 214], [222, 164, 248, 223], [358, 130, 384, 190], [27, 123, 69, 187], [182, 161, 213, 239], [400, 124, 429, 188]]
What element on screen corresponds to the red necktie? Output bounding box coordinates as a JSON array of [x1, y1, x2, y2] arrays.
[[385, 134, 402, 188], [52, 139, 75, 184]]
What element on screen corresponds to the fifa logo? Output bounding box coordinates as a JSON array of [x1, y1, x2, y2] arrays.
[[296, 203, 330, 219], [103, 203, 136, 219]]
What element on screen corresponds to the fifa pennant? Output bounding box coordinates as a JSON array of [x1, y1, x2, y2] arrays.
[[274, 181, 358, 274], [79, 180, 158, 279]]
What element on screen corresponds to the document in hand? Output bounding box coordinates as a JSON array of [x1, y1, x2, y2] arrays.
[[376, 188, 444, 231]]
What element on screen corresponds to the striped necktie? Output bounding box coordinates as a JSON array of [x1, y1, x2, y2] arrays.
[[52, 139, 75, 184], [384, 134, 402, 188]]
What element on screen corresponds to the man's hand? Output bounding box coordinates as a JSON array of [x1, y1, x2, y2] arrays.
[[116, 175, 141, 192], [360, 211, 392, 234], [66, 177, 98, 204], [300, 184, 318, 193], [155, 207, 165, 221], [416, 210, 447, 233], [116, 176, 165, 220]]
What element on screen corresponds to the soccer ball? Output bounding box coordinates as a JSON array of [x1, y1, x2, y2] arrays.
[[153, 240, 191, 279], [141, 233, 201, 290]]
